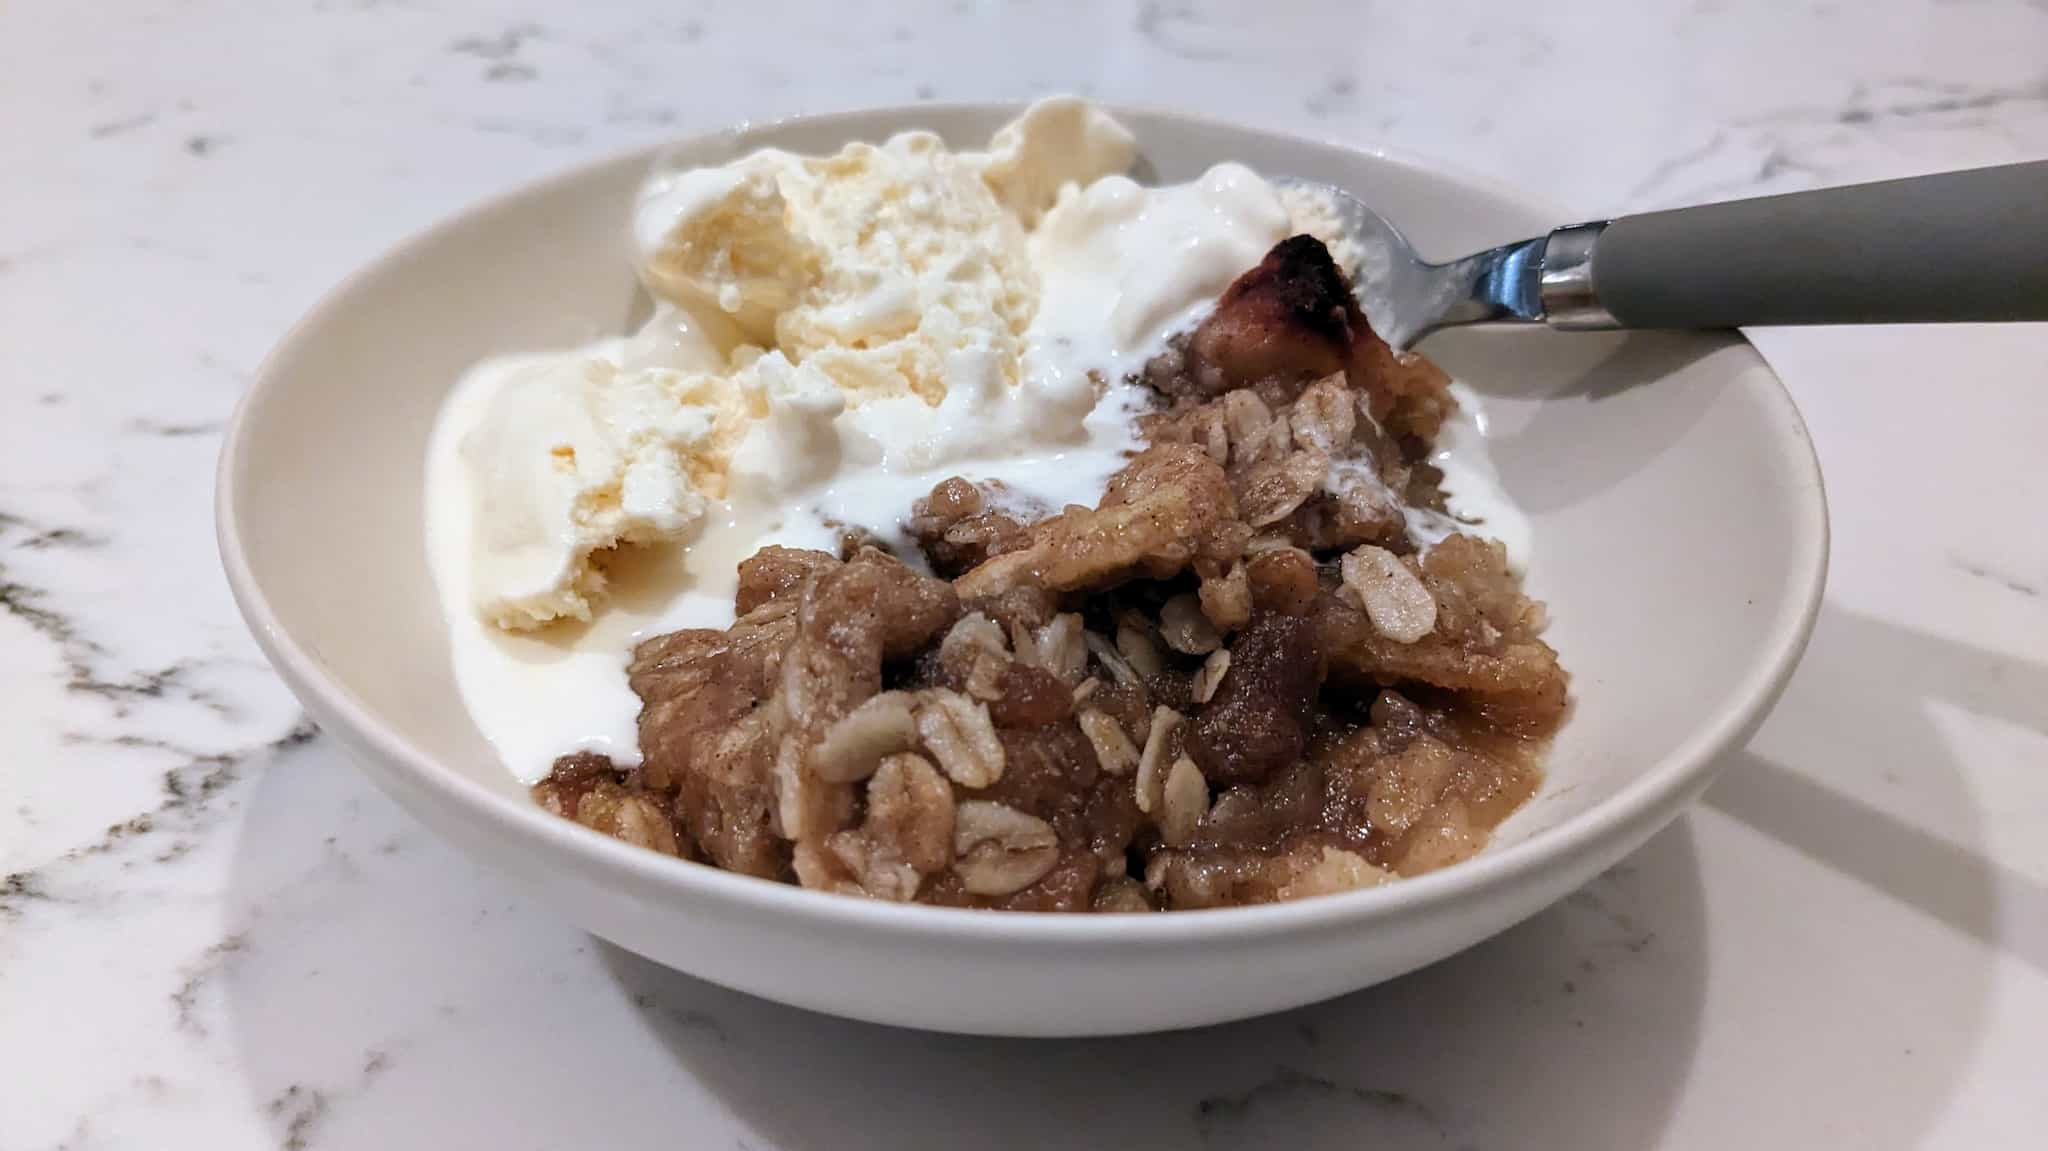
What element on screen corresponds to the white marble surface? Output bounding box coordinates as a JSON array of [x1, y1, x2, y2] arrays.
[[3, 0, 2045, 1146]]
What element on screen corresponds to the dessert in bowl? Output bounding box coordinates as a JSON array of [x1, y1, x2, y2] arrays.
[[219, 101, 1825, 1034]]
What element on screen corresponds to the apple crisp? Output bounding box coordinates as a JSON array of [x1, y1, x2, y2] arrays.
[[534, 235, 1567, 911]]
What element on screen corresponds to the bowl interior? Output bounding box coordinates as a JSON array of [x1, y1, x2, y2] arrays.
[[224, 106, 1824, 888]]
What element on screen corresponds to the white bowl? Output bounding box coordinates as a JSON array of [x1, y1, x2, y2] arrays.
[[217, 104, 1827, 1037]]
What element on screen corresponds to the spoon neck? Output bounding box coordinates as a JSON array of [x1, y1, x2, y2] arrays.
[[1536, 222, 1617, 330], [1418, 237, 1547, 341], [1404, 225, 1618, 349]]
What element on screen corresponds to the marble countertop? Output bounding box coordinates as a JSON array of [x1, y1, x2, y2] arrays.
[[4, 1, 2045, 1146]]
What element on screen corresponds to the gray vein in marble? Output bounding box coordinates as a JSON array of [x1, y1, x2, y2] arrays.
[[450, 22, 546, 83], [313, 0, 423, 11], [1301, 73, 1357, 120], [1627, 71, 2048, 208], [603, 89, 679, 128], [472, 116, 587, 148], [631, 991, 733, 1044], [0, 575, 79, 653], [190, 348, 253, 385], [1134, 1, 1226, 61], [268, 1045, 397, 1149], [62, 730, 214, 757], [448, 23, 547, 62], [0, 871, 51, 916], [1563, 885, 1658, 954], [170, 931, 248, 1035], [184, 133, 225, 157], [88, 112, 156, 139], [269, 1084, 329, 1151], [74, 659, 240, 718], [15, 525, 107, 550], [1950, 555, 2040, 598], [52, 1115, 95, 1151], [1748, 145, 1825, 186], [0, 719, 318, 920], [1624, 129, 1730, 202], [1194, 1067, 1449, 1144], [1834, 74, 2048, 125], [126, 417, 226, 438]]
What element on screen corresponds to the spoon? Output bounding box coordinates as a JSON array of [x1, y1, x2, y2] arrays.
[[1276, 160, 2048, 351]]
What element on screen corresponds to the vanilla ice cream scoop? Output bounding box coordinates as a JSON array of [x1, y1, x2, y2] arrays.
[[979, 96, 1139, 225], [629, 100, 1144, 411], [634, 160, 818, 347], [457, 324, 741, 630]]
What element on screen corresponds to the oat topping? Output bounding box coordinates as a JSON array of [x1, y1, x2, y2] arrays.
[[533, 235, 1567, 911]]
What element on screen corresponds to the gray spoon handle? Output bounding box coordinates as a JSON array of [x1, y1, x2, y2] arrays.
[[1546, 161, 2048, 330]]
